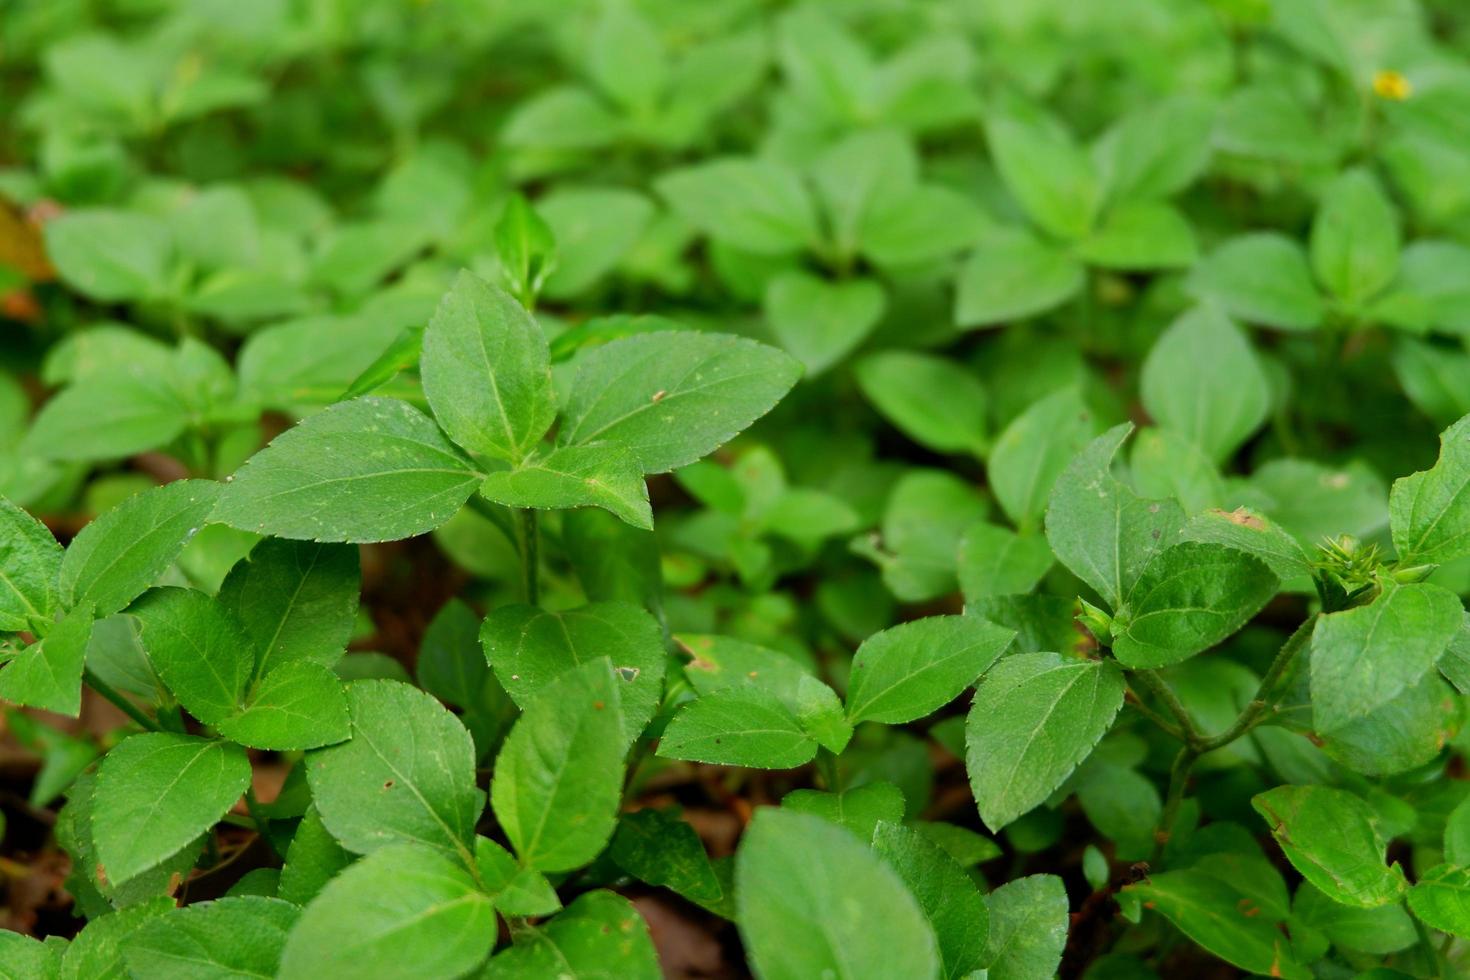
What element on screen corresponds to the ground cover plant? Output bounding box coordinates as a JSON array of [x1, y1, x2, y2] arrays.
[[4, 0, 1470, 977]]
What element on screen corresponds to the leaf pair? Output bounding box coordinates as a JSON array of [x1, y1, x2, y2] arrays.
[[660, 617, 1013, 771], [957, 95, 1209, 327], [1047, 424, 1279, 667], [1190, 168, 1468, 335], [0, 481, 219, 717], [215, 272, 800, 540]]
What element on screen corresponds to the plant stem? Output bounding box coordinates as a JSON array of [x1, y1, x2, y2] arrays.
[[1152, 745, 1197, 864], [517, 509, 540, 607], [1195, 615, 1317, 754], [1124, 687, 1186, 741], [1135, 670, 1203, 746], [815, 748, 841, 792], [1413, 907, 1446, 978], [82, 669, 158, 731], [1143, 616, 1317, 863]]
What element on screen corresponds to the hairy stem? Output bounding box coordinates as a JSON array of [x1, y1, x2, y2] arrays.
[[82, 668, 159, 732], [517, 509, 540, 607], [1195, 615, 1317, 754], [1135, 670, 1203, 746], [1143, 616, 1317, 863], [1152, 745, 1197, 864]]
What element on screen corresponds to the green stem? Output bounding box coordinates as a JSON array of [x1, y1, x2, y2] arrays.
[[1152, 745, 1197, 864], [82, 669, 158, 732], [1135, 670, 1203, 746], [1125, 685, 1186, 742], [1195, 615, 1317, 754], [1413, 907, 1446, 978], [1143, 617, 1318, 864], [517, 509, 540, 607], [815, 748, 841, 792]]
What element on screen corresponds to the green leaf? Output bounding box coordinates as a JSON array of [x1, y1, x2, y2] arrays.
[[1181, 507, 1312, 583], [494, 193, 557, 304], [855, 351, 988, 457], [860, 185, 990, 268], [957, 523, 1055, 602], [1124, 868, 1310, 979], [59, 898, 174, 980], [1140, 306, 1271, 463], [677, 635, 848, 754], [765, 271, 885, 376], [0, 495, 61, 633], [278, 843, 495, 980], [93, 733, 250, 886], [278, 806, 350, 907], [0, 930, 59, 980], [656, 158, 820, 255], [783, 782, 906, 841], [482, 890, 660, 979], [130, 587, 252, 725], [1078, 201, 1197, 270], [1129, 426, 1225, 515], [736, 808, 940, 980], [217, 661, 351, 751], [856, 470, 989, 602], [217, 537, 360, 677], [1393, 337, 1470, 425], [1251, 784, 1407, 908], [1252, 458, 1388, 548], [59, 479, 220, 618], [986, 98, 1100, 240], [491, 659, 626, 872], [811, 129, 917, 261], [559, 332, 801, 473], [1407, 863, 1470, 939], [1093, 95, 1215, 203], [307, 680, 482, 859], [845, 615, 1015, 725], [213, 397, 483, 543], [502, 86, 619, 151], [955, 226, 1084, 328], [1388, 241, 1470, 335], [1310, 581, 1463, 733], [24, 375, 185, 463], [417, 598, 493, 709], [1319, 671, 1459, 777], [0, 603, 92, 716], [481, 600, 665, 744], [122, 896, 297, 979], [965, 653, 1125, 832], [658, 686, 816, 769], [421, 271, 555, 464], [588, 3, 666, 111], [872, 821, 988, 980], [478, 444, 652, 530], [1390, 413, 1470, 565], [988, 386, 1100, 531], [980, 874, 1069, 980], [1187, 233, 1324, 331], [1045, 424, 1184, 609], [1311, 168, 1400, 306], [1111, 542, 1278, 669], [1293, 881, 1418, 955], [540, 188, 654, 299], [476, 837, 561, 917], [608, 808, 726, 910], [44, 210, 173, 302]]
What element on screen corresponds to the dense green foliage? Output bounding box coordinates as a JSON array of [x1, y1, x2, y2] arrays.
[[3, 0, 1470, 977]]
